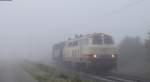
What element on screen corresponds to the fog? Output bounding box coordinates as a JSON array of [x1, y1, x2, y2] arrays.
[[0, 0, 149, 61]]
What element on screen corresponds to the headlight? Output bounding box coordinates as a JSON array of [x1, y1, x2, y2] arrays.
[[93, 54, 97, 58], [112, 54, 115, 58]]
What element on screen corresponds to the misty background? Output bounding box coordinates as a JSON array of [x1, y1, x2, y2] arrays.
[[0, 0, 150, 79], [0, 0, 150, 72]]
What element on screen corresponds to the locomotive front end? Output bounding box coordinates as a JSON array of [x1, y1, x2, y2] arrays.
[[88, 47, 117, 70], [61, 33, 118, 71], [87, 33, 118, 70]]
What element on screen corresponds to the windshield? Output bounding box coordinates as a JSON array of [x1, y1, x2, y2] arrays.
[[103, 35, 114, 44], [92, 35, 103, 44], [92, 34, 114, 45]]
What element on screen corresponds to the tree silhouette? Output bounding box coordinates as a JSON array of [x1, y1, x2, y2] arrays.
[[119, 36, 145, 67], [145, 31, 150, 58]]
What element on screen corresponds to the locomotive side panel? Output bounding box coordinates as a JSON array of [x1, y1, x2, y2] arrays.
[[63, 38, 91, 64]]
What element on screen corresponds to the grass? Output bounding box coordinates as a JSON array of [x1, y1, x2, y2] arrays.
[[24, 61, 95, 82]]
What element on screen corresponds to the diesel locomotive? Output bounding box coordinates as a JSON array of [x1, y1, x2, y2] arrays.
[[52, 33, 118, 71]]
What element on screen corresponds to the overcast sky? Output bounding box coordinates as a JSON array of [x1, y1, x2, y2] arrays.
[[0, 0, 149, 60]]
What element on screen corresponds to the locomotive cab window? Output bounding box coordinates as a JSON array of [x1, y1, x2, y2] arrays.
[[103, 35, 114, 44], [92, 35, 103, 44]]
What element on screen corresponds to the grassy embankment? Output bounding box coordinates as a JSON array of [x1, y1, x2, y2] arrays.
[[24, 62, 96, 82]]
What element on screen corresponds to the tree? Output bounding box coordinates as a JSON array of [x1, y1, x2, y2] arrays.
[[145, 31, 150, 57], [118, 36, 146, 67]]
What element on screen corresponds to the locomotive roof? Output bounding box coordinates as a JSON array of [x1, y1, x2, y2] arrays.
[[67, 33, 111, 42], [52, 33, 112, 48]]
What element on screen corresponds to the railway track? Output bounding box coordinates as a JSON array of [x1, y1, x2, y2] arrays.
[[51, 63, 150, 82], [78, 71, 150, 82], [107, 72, 150, 82], [68, 68, 150, 82]]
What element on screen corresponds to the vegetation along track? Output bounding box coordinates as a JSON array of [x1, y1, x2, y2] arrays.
[[55, 64, 150, 82], [24, 61, 150, 82]]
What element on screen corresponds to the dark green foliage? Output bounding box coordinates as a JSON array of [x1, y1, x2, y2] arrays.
[[24, 62, 93, 82], [57, 73, 69, 79], [71, 75, 82, 82], [118, 34, 150, 79], [119, 36, 146, 67], [145, 31, 150, 57]]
